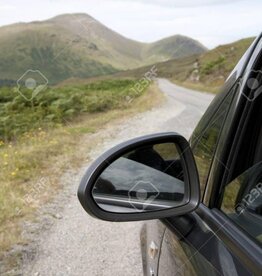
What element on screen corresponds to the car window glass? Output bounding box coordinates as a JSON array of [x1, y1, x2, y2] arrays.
[[191, 90, 234, 195]]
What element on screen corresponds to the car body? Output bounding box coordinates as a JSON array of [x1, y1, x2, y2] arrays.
[[78, 34, 262, 275]]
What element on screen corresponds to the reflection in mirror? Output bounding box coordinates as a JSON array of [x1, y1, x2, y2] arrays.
[[92, 143, 187, 213]]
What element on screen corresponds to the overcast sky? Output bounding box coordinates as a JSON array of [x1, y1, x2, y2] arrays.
[[0, 0, 261, 48]]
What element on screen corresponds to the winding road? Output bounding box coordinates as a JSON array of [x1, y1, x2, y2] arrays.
[[21, 79, 214, 276]]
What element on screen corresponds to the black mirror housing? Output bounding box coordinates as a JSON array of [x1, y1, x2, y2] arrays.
[[78, 132, 200, 222]]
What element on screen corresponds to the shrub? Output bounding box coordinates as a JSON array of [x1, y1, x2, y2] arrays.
[[0, 79, 148, 141]]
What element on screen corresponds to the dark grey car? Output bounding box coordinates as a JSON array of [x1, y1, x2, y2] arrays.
[[78, 34, 262, 275]]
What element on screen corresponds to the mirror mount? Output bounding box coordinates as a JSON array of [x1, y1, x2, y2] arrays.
[[78, 132, 200, 222]]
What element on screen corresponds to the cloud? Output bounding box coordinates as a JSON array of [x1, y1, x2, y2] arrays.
[[0, 4, 15, 12], [127, 0, 244, 8]]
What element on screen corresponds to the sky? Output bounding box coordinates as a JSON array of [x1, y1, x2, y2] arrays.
[[0, 0, 261, 48]]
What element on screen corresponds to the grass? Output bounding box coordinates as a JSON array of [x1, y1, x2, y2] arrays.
[[0, 79, 146, 141], [0, 80, 164, 265]]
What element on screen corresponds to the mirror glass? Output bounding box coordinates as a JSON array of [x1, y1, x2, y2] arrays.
[[92, 142, 187, 213]]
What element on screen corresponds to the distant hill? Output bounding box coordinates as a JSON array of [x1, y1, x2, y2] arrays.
[[0, 13, 207, 84], [143, 35, 206, 63], [113, 37, 255, 93]]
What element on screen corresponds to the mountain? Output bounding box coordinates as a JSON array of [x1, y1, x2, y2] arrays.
[[113, 37, 254, 93], [143, 35, 206, 63], [0, 13, 207, 84]]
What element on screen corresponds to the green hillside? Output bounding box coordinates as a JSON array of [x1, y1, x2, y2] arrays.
[[0, 13, 206, 84], [114, 37, 255, 93]]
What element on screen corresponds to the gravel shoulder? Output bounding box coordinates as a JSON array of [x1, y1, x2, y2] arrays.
[[6, 79, 213, 276]]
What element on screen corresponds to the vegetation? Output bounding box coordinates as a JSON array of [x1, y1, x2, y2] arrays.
[[200, 55, 226, 75], [0, 79, 145, 141]]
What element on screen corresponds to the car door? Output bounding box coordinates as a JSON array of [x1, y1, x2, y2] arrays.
[[157, 35, 262, 276]]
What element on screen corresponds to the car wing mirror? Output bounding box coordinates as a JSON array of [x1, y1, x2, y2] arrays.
[[78, 132, 200, 221]]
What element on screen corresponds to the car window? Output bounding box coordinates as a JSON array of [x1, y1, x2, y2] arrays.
[[220, 72, 262, 244], [191, 89, 235, 195], [221, 162, 262, 244]]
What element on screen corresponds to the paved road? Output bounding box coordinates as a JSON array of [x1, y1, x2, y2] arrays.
[[21, 79, 214, 276], [157, 79, 214, 138]]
